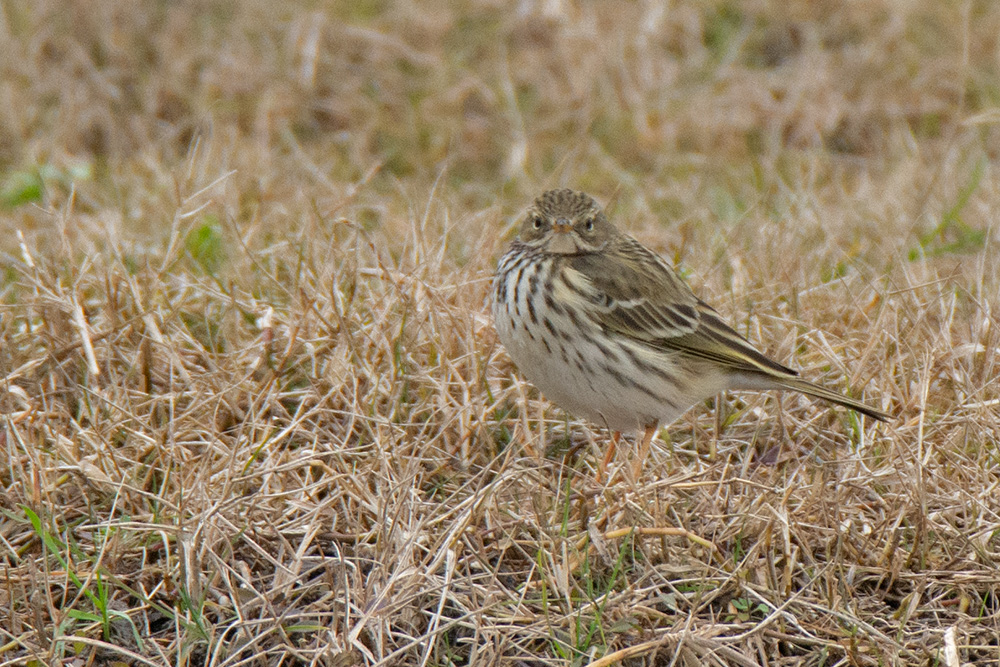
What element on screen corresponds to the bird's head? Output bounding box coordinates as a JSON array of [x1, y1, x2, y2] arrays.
[[517, 189, 616, 254]]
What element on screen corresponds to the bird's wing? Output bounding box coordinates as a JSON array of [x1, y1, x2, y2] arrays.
[[567, 236, 797, 377]]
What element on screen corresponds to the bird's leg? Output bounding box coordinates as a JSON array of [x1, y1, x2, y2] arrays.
[[632, 422, 658, 479], [597, 431, 621, 483]]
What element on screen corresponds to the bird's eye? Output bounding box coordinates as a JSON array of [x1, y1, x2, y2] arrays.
[[584, 219, 594, 232], [532, 216, 543, 230]]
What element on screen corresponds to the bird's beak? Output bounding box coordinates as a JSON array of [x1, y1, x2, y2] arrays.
[[552, 219, 572, 234]]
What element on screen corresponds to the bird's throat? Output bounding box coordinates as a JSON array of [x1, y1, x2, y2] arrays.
[[546, 234, 578, 255]]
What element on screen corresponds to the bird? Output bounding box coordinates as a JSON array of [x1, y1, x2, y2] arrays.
[[491, 188, 889, 480]]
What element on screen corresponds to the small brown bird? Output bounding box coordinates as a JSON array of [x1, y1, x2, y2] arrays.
[[492, 189, 889, 479]]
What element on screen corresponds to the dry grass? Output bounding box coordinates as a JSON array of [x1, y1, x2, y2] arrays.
[[1, 1, 999, 665]]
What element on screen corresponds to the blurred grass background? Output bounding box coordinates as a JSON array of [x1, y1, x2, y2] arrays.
[[1, 1, 999, 665]]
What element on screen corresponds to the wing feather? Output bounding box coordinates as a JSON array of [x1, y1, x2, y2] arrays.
[[568, 236, 797, 377]]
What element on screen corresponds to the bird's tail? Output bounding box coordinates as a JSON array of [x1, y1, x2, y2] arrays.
[[775, 377, 890, 422]]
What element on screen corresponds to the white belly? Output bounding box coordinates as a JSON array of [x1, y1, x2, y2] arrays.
[[492, 259, 728, 432]]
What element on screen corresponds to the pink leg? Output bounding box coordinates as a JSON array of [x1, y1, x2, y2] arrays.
[[597, 431, 621, 483], [632, 422, 658, 479]]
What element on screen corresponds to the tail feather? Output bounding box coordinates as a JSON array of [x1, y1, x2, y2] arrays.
[[776, 377, 890, 422]]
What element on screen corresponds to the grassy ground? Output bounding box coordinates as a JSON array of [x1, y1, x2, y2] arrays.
[[1, 1, 999, 665]]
